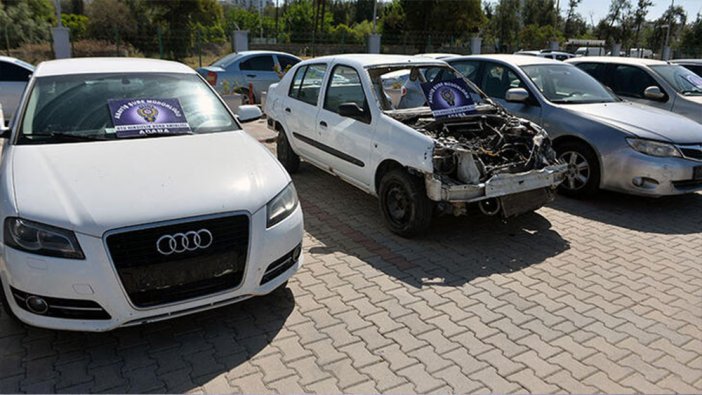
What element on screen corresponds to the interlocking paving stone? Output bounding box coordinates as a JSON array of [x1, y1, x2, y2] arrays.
[[1, 129, 700, 394]]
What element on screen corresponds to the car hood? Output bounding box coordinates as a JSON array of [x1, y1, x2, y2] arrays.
[[11, 131, 289, 237], [564, 101, 702, 144]]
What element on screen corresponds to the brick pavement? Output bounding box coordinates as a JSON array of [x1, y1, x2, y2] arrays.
[[0, 124, 700, 393]]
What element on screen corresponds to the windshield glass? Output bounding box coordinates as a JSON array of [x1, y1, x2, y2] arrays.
[[521, 64, 618, 104], [18, 73, 238, 144], [368, 65, 485, 111], [650, 64, 702, 95]]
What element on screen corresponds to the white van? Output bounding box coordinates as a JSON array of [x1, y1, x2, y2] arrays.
[[575, 47, 606, 57]]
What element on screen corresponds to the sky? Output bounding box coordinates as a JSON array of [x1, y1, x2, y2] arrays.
[[576, 0, 702, 24]]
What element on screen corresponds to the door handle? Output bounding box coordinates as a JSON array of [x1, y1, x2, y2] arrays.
[[320, 121, 328, 128], [246, 74, 256, 78], [285, 108, 291, 113]]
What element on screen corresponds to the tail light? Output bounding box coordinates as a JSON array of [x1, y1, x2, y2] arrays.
[[206, 71, 217, 86]]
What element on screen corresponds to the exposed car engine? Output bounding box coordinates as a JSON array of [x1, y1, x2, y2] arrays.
[[407, 113, 558, 184]]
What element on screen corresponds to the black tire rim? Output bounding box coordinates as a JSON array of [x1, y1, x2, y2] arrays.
[[385, 183, 412, 228], [559, 150, 590, 191]]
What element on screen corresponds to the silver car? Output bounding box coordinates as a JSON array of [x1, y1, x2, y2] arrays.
[[0, 56, 34, 124], [672, 59, 702, 77], [444, 54, 702, 197], [196, 50, 300, 104], [566, 57, 702, 124]]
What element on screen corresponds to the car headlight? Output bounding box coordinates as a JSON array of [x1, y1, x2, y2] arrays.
[[4, 218, 85, 259], [266, 182, 299, 228], [626, 138, 682, 158]]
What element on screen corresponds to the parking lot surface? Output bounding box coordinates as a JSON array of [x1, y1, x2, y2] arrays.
[[1, 120, 701, 393]]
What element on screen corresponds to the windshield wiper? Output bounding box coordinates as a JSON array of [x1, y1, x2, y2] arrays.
[[48, 132, 109, 141], [681, 90, 702, 95]]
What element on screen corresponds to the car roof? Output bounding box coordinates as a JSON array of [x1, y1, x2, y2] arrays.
[[33, 57, 195, 77], [566, 56, 667, 66], [0, 55, 35, 70], [234, 50, 300, 57], [415, 53, 461, 59], [444, 54, 562, 67], [671, 59, 702, 65], [300, 54, 448, 68]]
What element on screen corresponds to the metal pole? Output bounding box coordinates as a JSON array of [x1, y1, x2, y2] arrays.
[[663, 0, 674, 60], [197, 29, 202, 67], [372, 0, 377, 34], [4, 25, 10, 56], [55, 0, 62, 27], [158, 26, 164, 59], [275, 0, 279, 42]]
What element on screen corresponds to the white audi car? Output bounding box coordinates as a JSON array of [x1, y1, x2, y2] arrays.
[[0, 58, 303, 331]]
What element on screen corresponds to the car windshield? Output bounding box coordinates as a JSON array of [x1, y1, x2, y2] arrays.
[[368, 65, 485, 111], [521, 64, 618, 104], [650, 64, 702, 95], [18, 73, 238, 145]]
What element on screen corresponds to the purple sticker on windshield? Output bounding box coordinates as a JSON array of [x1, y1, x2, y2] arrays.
[[684, 74, 702, 88], [108, 98, 191, 138], [420, 78, 477, 119]]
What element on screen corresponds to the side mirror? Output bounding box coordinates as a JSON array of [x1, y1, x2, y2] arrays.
[[505, 87, 529, 103], [237, 105, 263, 123], [644, 86, 665, 100], [338, 102, 370, 123]]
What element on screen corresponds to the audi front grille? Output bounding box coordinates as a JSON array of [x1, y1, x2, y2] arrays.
[[105, 214, 249, 308]]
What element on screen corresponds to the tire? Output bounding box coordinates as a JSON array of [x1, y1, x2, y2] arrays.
[[378, 169, 433, 237], [277, 130, 300, 173], [556, 141, 600, 197]]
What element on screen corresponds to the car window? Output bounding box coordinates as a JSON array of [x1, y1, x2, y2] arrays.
[[611, 65, 660, 99], [522, 64, 618, 104], [0, 61, 32, 82], [481, 63, 525, 100], [649, 64, 702, 96], [239, 55, 275, 71], [575, 63, 606, 82], [289, 64, 327, 106], [448, 60, 481, 83], [18, 73, 238, 145], [278, 55, 299, 71], [211, 53, 241, 68], [324, 65, 368, 120]]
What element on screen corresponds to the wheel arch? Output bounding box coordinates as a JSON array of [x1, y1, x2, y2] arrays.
[[374, 159, 406, 195], [552, 134, 603, 186]]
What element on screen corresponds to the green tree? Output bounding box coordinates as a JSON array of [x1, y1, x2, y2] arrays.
[[380, 0, 404, 43], [487, 0, 521, 52], [647, 5, 687, 55], [519, 24, 564, 49], [86, 0, 136, 41], [402, 0, 486, 50], [62, 13, 88, 40], [522, 0, 557, 27], [1, 0, 54, 48], [680, 13, 702, 56]]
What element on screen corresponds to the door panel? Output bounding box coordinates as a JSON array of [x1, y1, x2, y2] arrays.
[[284, 64, 328, 161], [316, 65, 373, 188], [238, 55, 279, 98]]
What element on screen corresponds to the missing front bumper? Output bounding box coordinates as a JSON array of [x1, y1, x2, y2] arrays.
[[425, 163, 567, 203]]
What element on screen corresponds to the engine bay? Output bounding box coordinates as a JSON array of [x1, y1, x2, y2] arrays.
[[396, 112, 559, 185]]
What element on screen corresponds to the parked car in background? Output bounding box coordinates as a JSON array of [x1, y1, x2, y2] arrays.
[[628, 48, 653, 58], [415, 53, 461, 60], [196, 50, 301, 104], [0, 56, 34, 124], [672, 59, 702, 77], [514, 50, 576, 61], [444, 54, 702, 197], [567, 57, 702, 124], [574, 47, 606, 56], [265, 54, 566, 237], [0, 58, 303, 331]]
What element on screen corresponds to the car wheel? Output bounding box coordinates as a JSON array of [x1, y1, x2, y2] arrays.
[[556, 141, 600, 197], [240, 89, 254, 105], [277, 131, 300, 173], [378, 169, 433, 237]]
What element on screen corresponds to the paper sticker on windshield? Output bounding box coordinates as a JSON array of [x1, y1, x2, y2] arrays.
[[108, 98, 191, 138], [684, 74, 702, 88], [421, 78, 477, 119]]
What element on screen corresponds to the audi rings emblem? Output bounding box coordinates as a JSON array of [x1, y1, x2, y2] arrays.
[[156, 229, 213, 255]]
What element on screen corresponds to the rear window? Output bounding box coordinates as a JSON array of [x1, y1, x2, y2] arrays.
[[240, 56, 275, 71]]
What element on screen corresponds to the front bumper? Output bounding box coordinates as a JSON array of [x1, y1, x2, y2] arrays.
[[601, 149, 702, 196], [0, 206, 303, 331], [424, 163, 568, 202]]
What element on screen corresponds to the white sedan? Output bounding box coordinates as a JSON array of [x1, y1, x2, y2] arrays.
[[0, 58, 303, 331], [265, 55, 565, 237]]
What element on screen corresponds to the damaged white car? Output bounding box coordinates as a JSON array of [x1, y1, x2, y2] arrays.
[[265, 55, 566, 236]]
